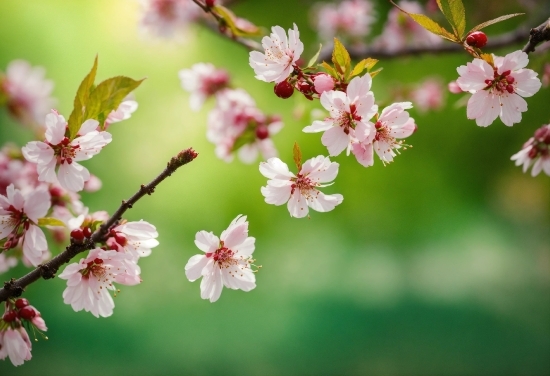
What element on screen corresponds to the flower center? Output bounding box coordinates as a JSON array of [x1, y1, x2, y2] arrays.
[[290, 173, 318, 197], [485, 69, 515, 94], [52, 137, 80, 165], [1, 205, 29, 250], [336, 105, 361, 134], [81, 258, 107, 280]]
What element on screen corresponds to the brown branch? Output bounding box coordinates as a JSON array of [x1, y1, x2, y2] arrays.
[[318, 26, 531, 61], [522, 17, 550, 53], [0, 148, 198, 303]]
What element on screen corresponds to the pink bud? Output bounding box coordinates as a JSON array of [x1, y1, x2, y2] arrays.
[[448, 81, 463, 94], [313, 73, 335, 94]]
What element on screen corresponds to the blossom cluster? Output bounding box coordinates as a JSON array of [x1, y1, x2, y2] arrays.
[[511, 124, 550, 177], [179, 63, 284, 163]]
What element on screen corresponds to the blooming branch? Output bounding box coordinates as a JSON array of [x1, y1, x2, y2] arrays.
[[0, 148, 198, 303]]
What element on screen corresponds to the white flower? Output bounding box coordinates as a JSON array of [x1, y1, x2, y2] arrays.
[[185, 215, 256, 303], [109, 220, 159, 260], [1, 59, 55, 125], [104, 96, 138, 128], [456, 50, 542, 127], [178, 63, 229, 111], [58, 248, 141, 318], [249, 23, 304, 83], [303, 74, 377, 159], [0, 327, 32, 366], [355, 102, 416, 166], [511, 124, 550, 176], [260, 156, 343, 218], [0, 184, 50, 266], [22, 111, 112, 192]]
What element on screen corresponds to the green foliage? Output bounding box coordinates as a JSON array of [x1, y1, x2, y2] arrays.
[[307, 44, 323, 68], [332, 38, 351, 77], [436, 0, 466, 39], [213, 5, 262, 37], [293, 142, 302, 171], [37, 217, 65, 227], [349, 58, 378, 79], [67, 57, 144, 138], [468, 13, 524, 34]]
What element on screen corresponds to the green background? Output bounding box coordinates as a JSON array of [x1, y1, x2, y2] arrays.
[[1, 0, 549, 375]]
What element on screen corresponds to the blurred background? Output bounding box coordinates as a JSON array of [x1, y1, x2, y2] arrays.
[[0, 0, 549, 375]]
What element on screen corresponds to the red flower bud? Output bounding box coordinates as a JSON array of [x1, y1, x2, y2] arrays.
[[274, 81, 294, 99], [466, 31, 488, 48]]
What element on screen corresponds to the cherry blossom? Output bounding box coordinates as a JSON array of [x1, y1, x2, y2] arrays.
[[260, 156, 343, 218], [107, 220, 159, 260], [0, 327, 32, 366], [185, 215, 256, 303], [0, 60, 55, 125], [22, 110, 112, 192], [372, 1, 442, 52], [312, 0, 375, 44], [207, 89, 282, 163], [511, 124, 550, 177], [58, 248, 141, 318], [456, 50, 542, 127], [410, 79, 444, 112], [249, 23, 304, 83], [303, 74, 377, 159], [0, 184, 50, 266], [139, 0, 201, 37], [104, 96, 138, 129], [179, 63, 229, 111], [0, 253, 17, 274]]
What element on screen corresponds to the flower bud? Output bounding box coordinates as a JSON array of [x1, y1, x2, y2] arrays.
[[466, 31, 488, 48], [274, 81, 294, 99]]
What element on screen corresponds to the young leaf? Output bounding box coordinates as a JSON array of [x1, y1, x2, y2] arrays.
[[307, 44, 323, 67], [68, 56, 98, 140], [369, 68, 383, 79], [332, 38, 351, 77], [293, 142, 302, 171], [436, 0, 466, 39], [37, 217, 65, 227], [468, 13, 524, 34], [390, 1, 457, 42], [349, 58, 378, 79], [84, 76, 144, 129], [213, 5, 262, 37], [320, 61, 339, 79], [480, 53, 494, 67]]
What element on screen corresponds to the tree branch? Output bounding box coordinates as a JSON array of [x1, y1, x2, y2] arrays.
[[0, 148, 198, 303], [522, 17, 550, 53]]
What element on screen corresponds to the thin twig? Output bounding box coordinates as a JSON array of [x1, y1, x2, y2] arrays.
[[0, 148, 198, 303], [522, 17, 550, 53]]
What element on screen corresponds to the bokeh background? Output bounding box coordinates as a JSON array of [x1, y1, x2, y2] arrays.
[[1, 0, 549, 375]]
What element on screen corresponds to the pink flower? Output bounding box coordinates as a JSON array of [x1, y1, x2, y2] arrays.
[[372, 1, 442, 52], [313, 0, 375, 43], [58, 248, 141, 317], [108, 220, 159, 260], [0, 60, 55, 125], [353, 102, 416, 166], [207, 89, 282, 163], [456, 50, 542, 127], [448, 80, 463, 94], [511, 124, 550, 176], [410, 79, 444, 112], [260, 156, 343, 218], [313, 73, 335, 94], [179, 63, 229, 111], [0, 327, 32, 366], [22, 110, 112, 192], [249, 23, 304, 83], [0, 253, 17, 274], [139, 0, 201, 37], [303, 74, 377, 159], [0, 184, 50, 266], [104, 96, 138, 129], [185, 215, 256, 303]]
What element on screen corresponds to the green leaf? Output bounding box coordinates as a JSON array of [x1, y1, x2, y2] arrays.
[[349, 58, 378, 79], [68, 56, 98, 140], [37, 217, 65, 227], [332, 38, 351, 77], [436, 0, 466, 39], [231, 129, 256, 152], [84, 76, 144, 129], [468, 13, 524, 34], [391, 1, 457, 42], [369, 68, 383, 79], [320, 61, 339, 79], [293, 142, 302, 171], [213, 5, 262, 37], [307, 44, 323, 68]]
